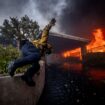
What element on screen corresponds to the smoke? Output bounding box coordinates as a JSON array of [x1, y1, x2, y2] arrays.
[[22, 0, 67, 31], [22, 0, 105, 37], [0, 0, 105, 38], [0, 0, 28, 24], [59, 0, 105, 38], [35, 0, 67, 19], [0, 0, 67, 32], [21, 0, 47, 28]]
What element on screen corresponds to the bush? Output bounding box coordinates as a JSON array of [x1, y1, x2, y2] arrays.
[[0, 44, 32, 75], [0, 44, 20, 75]]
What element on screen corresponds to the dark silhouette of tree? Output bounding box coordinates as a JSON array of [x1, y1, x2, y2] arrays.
[[0, 15, 39, 42]]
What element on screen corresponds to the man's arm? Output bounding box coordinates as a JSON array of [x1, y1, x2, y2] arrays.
[[38, 18, 56, 46], [32, 18, 56, 48]]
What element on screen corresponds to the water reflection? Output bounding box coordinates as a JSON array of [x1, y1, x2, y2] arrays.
[[61, 62, 105, 80]]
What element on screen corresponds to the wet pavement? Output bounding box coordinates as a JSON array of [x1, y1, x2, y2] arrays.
[[38, 63, 105, 105]]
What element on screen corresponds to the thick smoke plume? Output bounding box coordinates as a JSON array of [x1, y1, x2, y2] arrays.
[[60, 0, 105, 38], [0, 0, 105, 38]]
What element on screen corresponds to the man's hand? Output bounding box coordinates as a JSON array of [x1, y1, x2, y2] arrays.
[[49, 18, 56, 26]]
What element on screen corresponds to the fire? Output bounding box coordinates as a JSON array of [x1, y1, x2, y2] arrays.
[[62, 48, 81, 59], [62, 28, 105, 59], [87, 29, 105, 52]]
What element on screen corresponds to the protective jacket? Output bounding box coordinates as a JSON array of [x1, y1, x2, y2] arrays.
[[21, 40, 40, 57], [32, 24, 52, 48]]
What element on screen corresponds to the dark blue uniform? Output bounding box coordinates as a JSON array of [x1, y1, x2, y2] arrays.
[[9, 40, 41, 86]]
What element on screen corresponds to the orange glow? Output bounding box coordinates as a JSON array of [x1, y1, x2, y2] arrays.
[[87, 29, 105, 52], [62, 62, 105, 80], [62, 28, 105, 59], [62, 48, 82, 59]]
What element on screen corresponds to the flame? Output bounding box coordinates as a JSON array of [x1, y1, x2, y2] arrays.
[[62, 48, 81, 59], [87, 29, 105, 52], [62, 28, 105, 59]]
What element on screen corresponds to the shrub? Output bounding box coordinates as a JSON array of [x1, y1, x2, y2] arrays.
[[0, 44, 23, 75]]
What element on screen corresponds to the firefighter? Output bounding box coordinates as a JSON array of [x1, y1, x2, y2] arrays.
[[8, 18, 56, 86], [32, 18, 56, 56]]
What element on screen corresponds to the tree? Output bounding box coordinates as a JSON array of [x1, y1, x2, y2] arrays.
[[0, 15, 40, 43]]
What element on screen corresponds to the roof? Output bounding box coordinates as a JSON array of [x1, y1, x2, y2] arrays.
[[48, 32, 90, 53]]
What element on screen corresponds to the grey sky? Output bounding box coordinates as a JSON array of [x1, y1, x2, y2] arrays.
[[0, 0, 66, 32], [0, 0, 105, 38]]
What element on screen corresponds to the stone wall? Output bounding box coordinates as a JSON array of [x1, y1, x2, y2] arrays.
[[0, 60, 45, 105]]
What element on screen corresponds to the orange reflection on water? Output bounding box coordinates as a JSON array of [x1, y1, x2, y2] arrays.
[[62, 63, 105, 80]]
